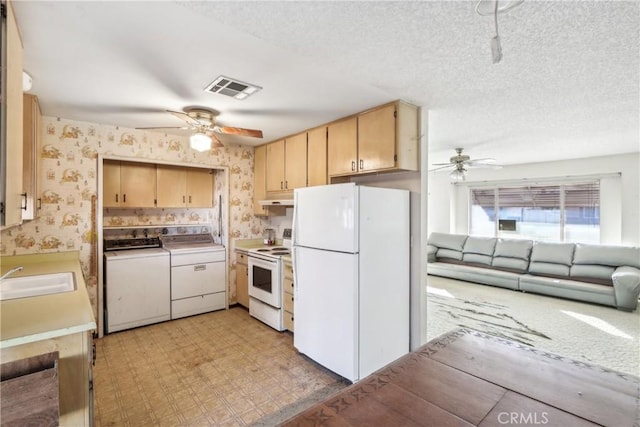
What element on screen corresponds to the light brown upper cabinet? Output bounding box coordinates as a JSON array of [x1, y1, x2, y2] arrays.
[[266, 133, 307, 192], [156, 164, 186, 207], [22, 94, 42, 221], [103, 160, 156, 208], [266, 139, 286, 192], [307, 126, 327, 187], [186, 168, 213, 208], [328, 101, 419, 177], [156, 165, 213, 208], [327, 117, 358, 177]]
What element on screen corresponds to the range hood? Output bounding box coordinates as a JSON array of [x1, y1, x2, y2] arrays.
[[259, 199, 294, 207]]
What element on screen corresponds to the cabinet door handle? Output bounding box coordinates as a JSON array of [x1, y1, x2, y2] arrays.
[[280, 181, 284, 190], [285, 181, 288, 189], [37, 198, 42, 210], [194, 264, 206, 271], [360, 159, 364, 170], [123, 194, 127, 203], [182, 195, 186, 203], [20, 193, 27, 211], [115, 194, 118, 203], [189, 195, 192, 204], [351, 161, 356, 171]]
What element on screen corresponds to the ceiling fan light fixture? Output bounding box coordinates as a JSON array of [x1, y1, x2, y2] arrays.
[[190, 132, 212, 152], [450, 168, 467, 182]]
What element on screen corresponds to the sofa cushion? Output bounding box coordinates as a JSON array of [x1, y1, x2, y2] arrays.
[[491, 239, 533, 273], [463, 253, 492, 266], [493, 239, 533, 260], [530, 242, 575, 266], [492, 257, 529, 273], [529, 262, 571, 277], [428, 232, 468, 252], [463, 237, 497, 256], [573, 244, 640, 269], [570, 265, 615, 285], [437, 248, 464, 261], [462, 236, 496, 266]]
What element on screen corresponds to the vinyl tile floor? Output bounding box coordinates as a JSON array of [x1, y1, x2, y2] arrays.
[[93, 307, 342, 426]]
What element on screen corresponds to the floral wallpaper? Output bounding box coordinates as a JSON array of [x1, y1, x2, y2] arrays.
[[0, 116, 270, 317]]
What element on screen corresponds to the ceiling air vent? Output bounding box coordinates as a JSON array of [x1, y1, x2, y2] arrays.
[[204, 76, 262, 100]]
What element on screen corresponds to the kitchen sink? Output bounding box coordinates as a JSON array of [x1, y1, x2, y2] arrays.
[[0, 272, 76, 301]]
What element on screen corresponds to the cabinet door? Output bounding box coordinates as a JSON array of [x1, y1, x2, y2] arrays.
[[266, 140, 285, 192], [307, 126, 327, 187], [120, 161, 156, 207], [358, 103, 396, 172], [187, 168, 213, 208], [253, 145, 267, 215], [102, 160, 121, 207], [327, 117, 357, 176], [284, 132, 307, 190], [3, 0, 24, 228], [236, 262, 249, 308], [156, 164, 186, 207], [22, 94, 42, 220]]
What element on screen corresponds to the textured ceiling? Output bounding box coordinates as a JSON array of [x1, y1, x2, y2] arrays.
[[12, 1, 639, 166]]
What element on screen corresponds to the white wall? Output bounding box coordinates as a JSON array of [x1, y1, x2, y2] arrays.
[[428, 153, 640, 246]]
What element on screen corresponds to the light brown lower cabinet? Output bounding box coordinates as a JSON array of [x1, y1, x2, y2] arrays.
[[283, 262, 294, 332], [236, 252, 249, 308]]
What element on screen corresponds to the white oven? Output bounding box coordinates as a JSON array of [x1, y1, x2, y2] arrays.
[[248, 254, 282, 308]]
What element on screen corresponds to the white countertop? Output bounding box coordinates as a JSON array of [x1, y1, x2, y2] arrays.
[[0, 251, 97, 349]]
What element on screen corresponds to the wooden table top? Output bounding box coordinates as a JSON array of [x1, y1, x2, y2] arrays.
[[282, 328, 639, 426]]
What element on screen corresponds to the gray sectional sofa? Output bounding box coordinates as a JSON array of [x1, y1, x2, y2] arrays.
[[427, 232, 640, 311]]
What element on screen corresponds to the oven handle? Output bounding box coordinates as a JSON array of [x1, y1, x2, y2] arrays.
[[248, 253, 279, 264]]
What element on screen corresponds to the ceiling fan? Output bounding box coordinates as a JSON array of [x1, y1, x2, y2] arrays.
[[137, 108, 263, 152], [430, 148, 502, 181]]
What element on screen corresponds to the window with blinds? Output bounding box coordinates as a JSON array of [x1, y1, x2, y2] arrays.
[[469, 181, 600, 243]]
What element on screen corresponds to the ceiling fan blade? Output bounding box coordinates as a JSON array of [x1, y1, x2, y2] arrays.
[[167, 110, 200, 126], [466, 158, 497, 165], [214, 126, 263, 138], [428, 164, 455, 172], [206, 132, 224, 148], [468, 163, 503, 169], [431, 162, 455, 166], [135, 126, 188, 130]]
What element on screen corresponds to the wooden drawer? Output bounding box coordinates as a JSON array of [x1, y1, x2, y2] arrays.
[[283, 311, 294, 332], [284, 262, 293, 279], [236, 251, 247, 265], [283, 291, 294, 313], [284, 278, 294, 294]]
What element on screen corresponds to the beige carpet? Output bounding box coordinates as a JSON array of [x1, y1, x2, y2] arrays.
[[426, 275, 640, 377]]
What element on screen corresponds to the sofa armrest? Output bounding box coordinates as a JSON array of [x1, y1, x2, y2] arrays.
[[427, 245, 437, 263], [612, 266, 640, 311]]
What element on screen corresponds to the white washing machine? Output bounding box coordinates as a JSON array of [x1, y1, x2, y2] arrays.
[[104, 247, 170, 333]]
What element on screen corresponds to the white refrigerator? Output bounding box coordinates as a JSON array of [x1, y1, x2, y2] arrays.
[[292, 183, 410, 382]]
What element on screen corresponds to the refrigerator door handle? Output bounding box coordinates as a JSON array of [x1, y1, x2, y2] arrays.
[[292, 246, 299, 293], [292, 191, 298, 246]]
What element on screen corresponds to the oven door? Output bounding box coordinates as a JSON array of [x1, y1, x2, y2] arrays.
[[248, 255, 282, 308]]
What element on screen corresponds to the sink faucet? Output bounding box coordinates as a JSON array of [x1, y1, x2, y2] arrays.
[[0, 266, 24, 281]]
